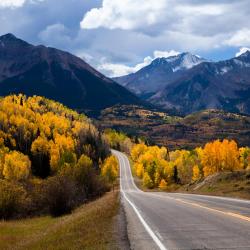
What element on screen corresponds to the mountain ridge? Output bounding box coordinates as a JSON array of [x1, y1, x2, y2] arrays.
[[114, 50, 250, 115], [150, 51, 250, 115], [114, 52, 206, 96], [0, 33, 144, 115]]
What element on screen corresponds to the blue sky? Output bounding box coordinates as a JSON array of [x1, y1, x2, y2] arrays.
[[1, 0, 250, 77]]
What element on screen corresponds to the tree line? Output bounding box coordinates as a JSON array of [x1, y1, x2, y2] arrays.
[[0, 94, 118, 219], [131, 139, 250, 189]]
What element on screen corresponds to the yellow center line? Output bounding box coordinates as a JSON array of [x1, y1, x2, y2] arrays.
[[174, 198, 250, 222]]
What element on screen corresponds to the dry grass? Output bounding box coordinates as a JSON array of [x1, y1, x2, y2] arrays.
[[0, 191, 120, 250], [179, 170, 250, 200]]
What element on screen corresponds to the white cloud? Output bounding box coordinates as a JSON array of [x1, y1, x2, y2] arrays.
[[235, 47, 250, 57], [176, 4, 226, 16], [0, 0, 26, 8], [0, 0, 43, 8], [153, 50, 180, 58], [224, 28, 250, 47], [38, 23, 72, 48], [80, 0, 167, 30], [98, 49, 181, 77], [98, 63, 134, 77]]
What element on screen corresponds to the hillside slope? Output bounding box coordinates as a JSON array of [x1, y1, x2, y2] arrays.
[[99, 107, 250, 149], [114, 52, 205, 97], [150, 51, 250, 115], [0, 34, 142, 114], [115, 51, 250, 115]]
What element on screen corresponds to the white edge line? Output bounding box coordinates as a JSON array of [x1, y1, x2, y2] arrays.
[[121, 190, 167, 250], [113, 150, 167, 250]]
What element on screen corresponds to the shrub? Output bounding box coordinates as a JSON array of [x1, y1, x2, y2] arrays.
[[101, 156, 118, 189], [143, 172, 154, 189], [61, 154, 109, 200], [44, 176, 76, 217], [0, 180, 27, 219]]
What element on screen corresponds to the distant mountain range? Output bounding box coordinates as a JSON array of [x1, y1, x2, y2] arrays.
[[115, 52, 250, 115], [0, 34, 142, 115], [114, 53, 206, 97]]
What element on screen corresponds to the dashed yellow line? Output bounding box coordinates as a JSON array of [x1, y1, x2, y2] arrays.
[[174, 198, 250, 222]]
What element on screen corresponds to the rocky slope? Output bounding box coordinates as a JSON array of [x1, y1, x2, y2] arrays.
[[115, 51, 250, 115], [150, 51, 250, 115], [0, 33, 143, 115], [114, 52, 206, 98]]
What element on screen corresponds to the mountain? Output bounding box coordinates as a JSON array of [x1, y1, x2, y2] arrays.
[[114, 52, 206, 97], [0, 33, 143, 115], [115, 50, 250, 115], [150, 51, 250, 115]]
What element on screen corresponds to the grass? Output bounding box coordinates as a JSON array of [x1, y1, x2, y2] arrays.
[[0, 191, 120, 250], [179, 170, 250, 200]]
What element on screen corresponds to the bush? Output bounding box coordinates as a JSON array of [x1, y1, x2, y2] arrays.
[[0, 180, 27, 219], [44, 176, 76, 217]]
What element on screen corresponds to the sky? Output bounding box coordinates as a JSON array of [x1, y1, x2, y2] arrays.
[[1, 0, 250, 77]]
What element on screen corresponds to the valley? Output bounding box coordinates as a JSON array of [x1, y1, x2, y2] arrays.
[[0, 31, 250, 250], [98, 105, 250, 149]]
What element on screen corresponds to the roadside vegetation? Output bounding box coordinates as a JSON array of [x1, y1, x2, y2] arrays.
[[0, 94, 118, 220], [130, 140, 250, 193], [104, 128, 134, 154], [0, 191, 120, 250]]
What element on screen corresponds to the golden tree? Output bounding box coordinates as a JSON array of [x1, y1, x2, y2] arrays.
[[101, 155, 118, 190], [3, 151, 31, 181], [192, 165, 201, 181]]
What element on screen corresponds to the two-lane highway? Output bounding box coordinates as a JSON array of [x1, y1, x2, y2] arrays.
[[113, 150, 250, 250]]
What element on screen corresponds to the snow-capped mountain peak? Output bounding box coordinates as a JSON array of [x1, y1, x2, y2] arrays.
[[151, 52, 206, 72], [114, 52, 207, 95]]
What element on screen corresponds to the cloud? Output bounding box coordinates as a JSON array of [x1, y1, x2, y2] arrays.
[[98, 63, 135, 77], [176, 4, 226, 16], [0, 0, 26, 8], [235, 47, 250, 57], [98, 49, 181, 77], [38, 23, 73, 49], [80, 0, 167, 30], [1, 0, 250, 77], [153, 50, 180, 58], [224, 28, 250, 47]]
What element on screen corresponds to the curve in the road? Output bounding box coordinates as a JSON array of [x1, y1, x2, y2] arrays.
[[113, 150, 250, 250]]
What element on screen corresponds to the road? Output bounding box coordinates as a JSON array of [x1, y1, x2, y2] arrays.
[[112, 150, 250, 250]]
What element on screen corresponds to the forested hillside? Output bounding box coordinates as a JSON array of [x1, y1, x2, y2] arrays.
[[131, 140, 250, 189], [0, 94, 117, 219]]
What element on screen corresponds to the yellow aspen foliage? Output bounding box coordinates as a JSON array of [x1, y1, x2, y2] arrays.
[[131, 143, 147, 162], [54, 133, 75, 153], [192, 165, 201, 181], [135, 163, 144, 178], [31, 136, 50, 154], [163, 161, 174, 180], [68, 154, 93, 184], [0, 147, 9, 179], [143, 172, 154, 189], [239, 147, 250, 169], [77, 154, 93, 169], [49, 142, 61, 173], [3, 151, 31, 181], [0, 94, 108, 180], [159, 179, 168, 190], [101, 155, 118, 185], [202, 139, 241, 177], [131, 144, 171, 188]]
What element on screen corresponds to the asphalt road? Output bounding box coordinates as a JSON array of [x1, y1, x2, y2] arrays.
[[112, 150, 250, 250]]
